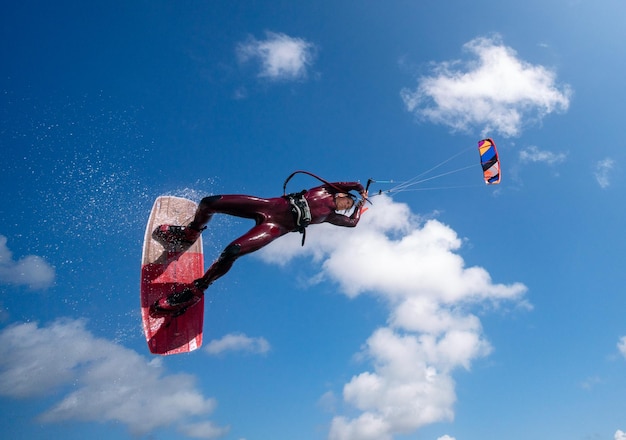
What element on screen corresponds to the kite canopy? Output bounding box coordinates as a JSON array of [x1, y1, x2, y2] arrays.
[[478, 138, 501, 184]]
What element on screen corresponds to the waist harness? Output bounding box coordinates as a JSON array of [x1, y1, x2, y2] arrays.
[[285, 190, 311, 246]]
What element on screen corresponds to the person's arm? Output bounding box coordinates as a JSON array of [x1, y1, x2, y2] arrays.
[[324, 195, 367, 227]]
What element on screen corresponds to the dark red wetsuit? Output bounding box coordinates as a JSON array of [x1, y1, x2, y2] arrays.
[[190, 181, 365, 288]]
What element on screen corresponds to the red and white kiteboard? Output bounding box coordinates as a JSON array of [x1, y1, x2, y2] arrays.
[[140, 196, 204, 355]]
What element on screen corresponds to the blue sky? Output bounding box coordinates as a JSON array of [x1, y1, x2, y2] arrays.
[[1, 1, 625, 439]]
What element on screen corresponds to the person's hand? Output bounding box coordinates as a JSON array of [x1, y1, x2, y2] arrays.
[[359, 190, 369, 205]]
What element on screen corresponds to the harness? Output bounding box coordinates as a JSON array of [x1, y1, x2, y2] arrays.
[[285, 190, 311, 246]]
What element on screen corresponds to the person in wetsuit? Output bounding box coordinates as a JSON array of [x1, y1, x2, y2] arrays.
[[151, 181, 368, 315]]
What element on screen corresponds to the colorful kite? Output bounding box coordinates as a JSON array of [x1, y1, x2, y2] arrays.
[[478, 138, 501, 184]]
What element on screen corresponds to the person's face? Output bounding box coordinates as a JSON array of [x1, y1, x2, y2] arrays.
[[335, 193, 355, 211]]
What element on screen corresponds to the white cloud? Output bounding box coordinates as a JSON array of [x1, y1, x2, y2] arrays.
[[595, 158, 615, 188], [0, 319, 227, 437], [205, 333, 270, 356], [580, 375, 602, 391], [401, 35, 572, 137], [616, 430, 626, 440], [180, 421, 231, 439], [0, 235, 55, 290], [330, 413, 393, 440], [519, 145, 568, 165], [437, 436, 456, 440], [258, 194, 527, 439], [339, 328, 459, 435], [237, 31, 316, 81], [318, 390, 338, 413], [618, 336, 626, 359]]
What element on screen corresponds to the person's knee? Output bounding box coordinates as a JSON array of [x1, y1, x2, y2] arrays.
[[200, 195, 222, 208], [219, 243, 241, 261]]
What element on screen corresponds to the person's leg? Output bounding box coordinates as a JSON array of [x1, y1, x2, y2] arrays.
[[151, 195, 292, 314], [154, 195, 271, 251], [152, 221, 287, 314], [189, 194, 275, 229], [195, 222, 285, 289]]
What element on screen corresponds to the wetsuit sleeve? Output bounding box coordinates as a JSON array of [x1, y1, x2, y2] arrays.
[[324, 202, 364, 227]]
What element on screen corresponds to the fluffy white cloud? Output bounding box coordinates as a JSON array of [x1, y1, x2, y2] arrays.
[[0, 319, 227, 437], [401, 35, 572, 137], [595, 158, 615, 188], [261, 196, 524, 305], [519, 145, 568, 165], [618, 336, 626, 359], [330, 413, 393, 440], [616, 430, 626, 440], [0, 235, 55, 290], [258, 194, 527, 439], [180, 421, 231, 439], [205, 332, 270, 356], [237, 31, 316, 81]]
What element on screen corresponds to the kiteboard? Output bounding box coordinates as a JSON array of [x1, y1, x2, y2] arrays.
[[140, 196, 204, 355]]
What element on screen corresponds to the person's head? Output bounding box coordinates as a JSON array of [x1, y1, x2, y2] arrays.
[[334, 193, 356, 211]]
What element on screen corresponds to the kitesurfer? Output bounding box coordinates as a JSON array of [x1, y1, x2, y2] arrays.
[[150, 181, 368, 315]]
